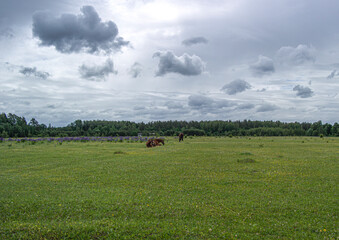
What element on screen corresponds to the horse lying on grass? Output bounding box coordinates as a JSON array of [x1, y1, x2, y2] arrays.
[[146, 138, 165, 148]]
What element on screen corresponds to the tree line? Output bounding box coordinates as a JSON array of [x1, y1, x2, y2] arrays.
[[0, 112, 338, 138]]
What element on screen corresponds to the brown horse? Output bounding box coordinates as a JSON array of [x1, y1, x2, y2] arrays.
[[154, 138, 165, 145], [146, 138, 165, 148], [146, 139, 155, 148], [179, 133, 184, 142]]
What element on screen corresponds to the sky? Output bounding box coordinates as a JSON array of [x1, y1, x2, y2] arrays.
[[0, 0, 338, 126]]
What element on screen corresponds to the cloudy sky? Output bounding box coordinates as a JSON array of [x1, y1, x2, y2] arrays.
[[0, 0, 338, 126]]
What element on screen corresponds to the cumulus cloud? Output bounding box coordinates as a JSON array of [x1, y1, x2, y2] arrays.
[[256, 103, 279, 112], [32, 5, 128, 54], [221, 79, 251, 95], [276, 44, 315, 65], [19, 66, 50, 80], [128, 62, 142, 78], [182, 36, 208, 46], [293, 85, 314, 98], [250, 55, 275, 76], [153, 51, 205, 76], [79, 58, 116, 81]]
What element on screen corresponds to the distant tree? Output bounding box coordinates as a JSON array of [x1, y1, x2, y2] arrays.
[[332, 123, 339, 136], [29, 118, 39, 127]]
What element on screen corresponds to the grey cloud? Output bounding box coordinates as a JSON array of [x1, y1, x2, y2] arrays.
[[46, 104, 56, 109], [327, 70, 339, 79], [133, 106, 145, 111], [276, 44, 315, 65], [188, 95, 234, 113], [32, 6, 128, 54], [293, 85, 314, 98], [129, 62, 142, 78], [165, 101, 184, 109], [19, 66, 50, 80], [215, 100, 234, 108], [79, 58, 116, 81], [182, 36, 208, 46], [133, 105, 188, 120], [256, 103, 278, 112], [237, 103, 255, 110], [250, 55, 275, 76], [153, 51, 205, 76], [188, 95, 214, 109], [221, 79, 251, 95]]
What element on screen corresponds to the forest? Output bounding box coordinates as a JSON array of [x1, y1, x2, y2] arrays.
[[0, 112, 338, 138]]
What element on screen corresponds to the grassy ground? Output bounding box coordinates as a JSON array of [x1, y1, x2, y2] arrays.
[[0, 137, 338, 239]]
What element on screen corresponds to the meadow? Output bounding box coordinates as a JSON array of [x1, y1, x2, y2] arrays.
[[0, 136, 338, 239]]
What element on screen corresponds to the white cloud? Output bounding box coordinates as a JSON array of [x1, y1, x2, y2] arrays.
[[276, 44, 315, 65], [79, 58, 116, 81], [153, 50, 205, 76], [128, 62, 142, 78], [250, 55, 275, 76], [293, 85, 314, 98], [19, 66, 50, 80], [221, 79, 251, 95]]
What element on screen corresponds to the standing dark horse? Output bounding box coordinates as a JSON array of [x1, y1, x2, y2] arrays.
[[179, 133, 184, 142]]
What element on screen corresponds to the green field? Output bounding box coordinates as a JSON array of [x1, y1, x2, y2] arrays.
[[0, 137, 338, 239]]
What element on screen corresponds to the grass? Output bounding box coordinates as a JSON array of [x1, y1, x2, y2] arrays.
[[0, 137, 338, 239]]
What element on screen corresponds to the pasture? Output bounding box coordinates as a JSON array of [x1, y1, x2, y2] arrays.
[[0, 137, 338, 239]]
